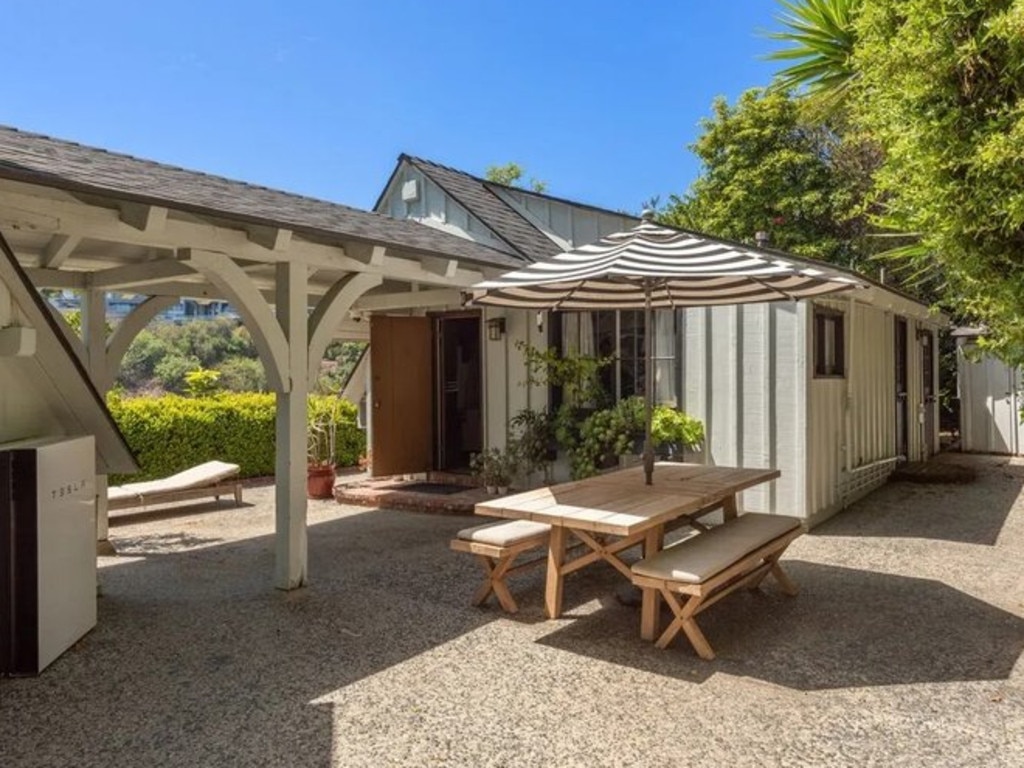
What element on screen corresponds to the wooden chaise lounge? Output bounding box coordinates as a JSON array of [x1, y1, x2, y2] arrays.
[[107, 460, 243, 511], [630, 512, 803, 659]]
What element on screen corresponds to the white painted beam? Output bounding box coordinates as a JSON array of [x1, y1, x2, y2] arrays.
[[120, 203, 168, 232], [179, 248, 290, 391], [307, 272, 383, 382], [422, 256, 458, 279], [81, 289, 108, 391], [247, 225, 292, 252], [353, 288, 462, 312], [41, 234, 81, 268], [24, 267, 88, 290], [87, 259, 197, 290]]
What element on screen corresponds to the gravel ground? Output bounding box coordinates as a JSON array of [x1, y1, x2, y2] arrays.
[[2, 453, 1023, 767]]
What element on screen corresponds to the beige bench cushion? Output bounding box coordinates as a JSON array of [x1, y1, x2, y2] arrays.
[[108, 460, 240, 501], [457, 520, 551, 548], [632, 513, 801, 584]]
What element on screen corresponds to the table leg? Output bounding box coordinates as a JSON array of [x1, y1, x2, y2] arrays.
[[722, 494, 739, 522], [545, 525, 568, 619], [640, 526, 662, 641]]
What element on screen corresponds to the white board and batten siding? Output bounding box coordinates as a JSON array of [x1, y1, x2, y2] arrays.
[[490, 187, 637, 252], [680, 302, 807, 520], [381, 167, 508, 252], [685, 295, 941, 526], [957, 339, 1024, 454]]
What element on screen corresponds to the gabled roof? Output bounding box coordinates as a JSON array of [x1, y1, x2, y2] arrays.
[[0, 229, 137, 475], [0, 126, 520, 270], [382, 155, 635, 264]]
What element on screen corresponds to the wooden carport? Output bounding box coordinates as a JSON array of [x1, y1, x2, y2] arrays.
[[0, 126, 518, 589]]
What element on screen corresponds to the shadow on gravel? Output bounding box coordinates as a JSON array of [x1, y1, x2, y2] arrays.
[[0, 508, 497, 768], [812, 455, 1024, 546], [536, 560, 1024, 691]]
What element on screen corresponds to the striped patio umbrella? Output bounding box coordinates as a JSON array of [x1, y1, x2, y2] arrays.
[[467, 214, 865, 485]]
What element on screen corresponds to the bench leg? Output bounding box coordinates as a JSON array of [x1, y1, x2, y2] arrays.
[[234, 484, 243, 505], [654, 591, 715, 659], [472, 555, 520, 614]]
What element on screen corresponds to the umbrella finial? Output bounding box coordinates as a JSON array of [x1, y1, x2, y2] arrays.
[[640, 209, 656, 222]]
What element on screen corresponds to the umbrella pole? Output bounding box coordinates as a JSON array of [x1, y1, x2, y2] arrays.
[[643, 282, 654, 485]]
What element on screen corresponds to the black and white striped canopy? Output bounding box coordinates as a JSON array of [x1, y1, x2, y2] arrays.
[[467, 219, 864, 310]]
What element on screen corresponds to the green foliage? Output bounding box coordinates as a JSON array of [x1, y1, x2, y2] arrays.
[[766, 0, 860, 110], [108, 393, 364, 482], [117, 330, 171, 388], [568, 398, 705, 480], [153, 354, 201, 394], [215, 357, 267, 393], [316, 341, 366, 394], [847, 0, 1024, 362], [184, 368, 222, 398], [470, 447, 519, 488], [485, 162, 548, 193], [508, 408, 556, 481], [663, 88, 882, 271], [308, 396, 365, 470]]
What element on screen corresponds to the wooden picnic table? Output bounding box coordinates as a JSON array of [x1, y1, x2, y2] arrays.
[[474, 462, 780, 638]]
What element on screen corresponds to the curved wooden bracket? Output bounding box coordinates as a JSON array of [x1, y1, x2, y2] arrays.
[[307, 272, 382, 383], [103, 295, 177, 391], [179, 248, 290, 391]]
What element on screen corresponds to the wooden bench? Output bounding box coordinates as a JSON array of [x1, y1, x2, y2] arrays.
[[631, 513, 803, 659], [450, 520, 551, 614]]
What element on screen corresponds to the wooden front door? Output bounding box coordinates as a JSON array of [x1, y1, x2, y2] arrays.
[[895, 318, 909, 459], [370, 315, 433, 477]]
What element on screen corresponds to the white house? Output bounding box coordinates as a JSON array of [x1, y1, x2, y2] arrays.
[[374, 156, 946, 526], [954, 328, 1024, 455]]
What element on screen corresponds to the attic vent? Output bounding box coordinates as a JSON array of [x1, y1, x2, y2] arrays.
[[401, 179, 420, 202]]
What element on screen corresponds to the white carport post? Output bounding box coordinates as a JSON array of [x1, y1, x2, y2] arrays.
[[81, 288, 111, 543], [275, 260, 309, 589], [180, 248, 304, 589]]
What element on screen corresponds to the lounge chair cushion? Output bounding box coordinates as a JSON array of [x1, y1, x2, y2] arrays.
[[108, 461, 240, 501], [632, 513, 801, 584], [456, 520, 551, 548]]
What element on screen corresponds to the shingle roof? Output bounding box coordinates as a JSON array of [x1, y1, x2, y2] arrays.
[[397, 155, 569, 263], [0, 126, 520, 269]]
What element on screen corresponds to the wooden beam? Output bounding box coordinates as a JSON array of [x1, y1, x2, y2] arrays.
[[119, 203, 168, 232], [43, 302, 86, 364], [247, 225, 292, 252], [24, 267, 87, 290], [41, 234, 81, 268], [87, 259, 197, 290], [422, 256, 459, 279], [307, 273, 383, 382], [353, 288, 462, 312], [179, 248, 289, 391]]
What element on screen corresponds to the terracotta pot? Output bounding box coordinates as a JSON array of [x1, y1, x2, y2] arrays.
[[307, 464, 336, 499]]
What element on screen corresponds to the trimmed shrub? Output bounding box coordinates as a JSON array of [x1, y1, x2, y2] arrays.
[[108, 392, 364, 482]]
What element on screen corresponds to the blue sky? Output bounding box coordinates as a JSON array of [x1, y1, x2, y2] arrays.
[[3, 1, 785, 214]]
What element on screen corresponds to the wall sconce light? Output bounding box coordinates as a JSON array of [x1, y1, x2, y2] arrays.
[[487, 317, 506, 341]]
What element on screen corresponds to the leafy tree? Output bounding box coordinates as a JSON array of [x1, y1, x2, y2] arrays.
[[663, 88, 880, 271], [485, 162, 548, 193], [216, 357, 267, 393], [117, 330, 171, 387], [184, 368, 222, 398], [154, 354, 200, 394]]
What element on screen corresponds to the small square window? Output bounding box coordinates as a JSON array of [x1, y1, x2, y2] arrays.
[[814, 309, 845, 378]]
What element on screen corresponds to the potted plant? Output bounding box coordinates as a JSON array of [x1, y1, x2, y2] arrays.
[[307, 408, 338, 499], [471, 447, 519, 495]]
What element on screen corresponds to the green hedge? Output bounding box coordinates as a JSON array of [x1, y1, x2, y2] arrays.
[[108, 392, 364, 482]]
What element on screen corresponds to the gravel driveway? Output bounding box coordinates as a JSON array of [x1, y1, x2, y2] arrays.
[[2, 453, 1022, 767]]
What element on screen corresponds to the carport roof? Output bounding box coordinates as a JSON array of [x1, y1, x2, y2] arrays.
[[0, 125, 520, 269]]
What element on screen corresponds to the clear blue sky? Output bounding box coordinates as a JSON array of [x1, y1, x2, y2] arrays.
[[2, 1, 785, 214]]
